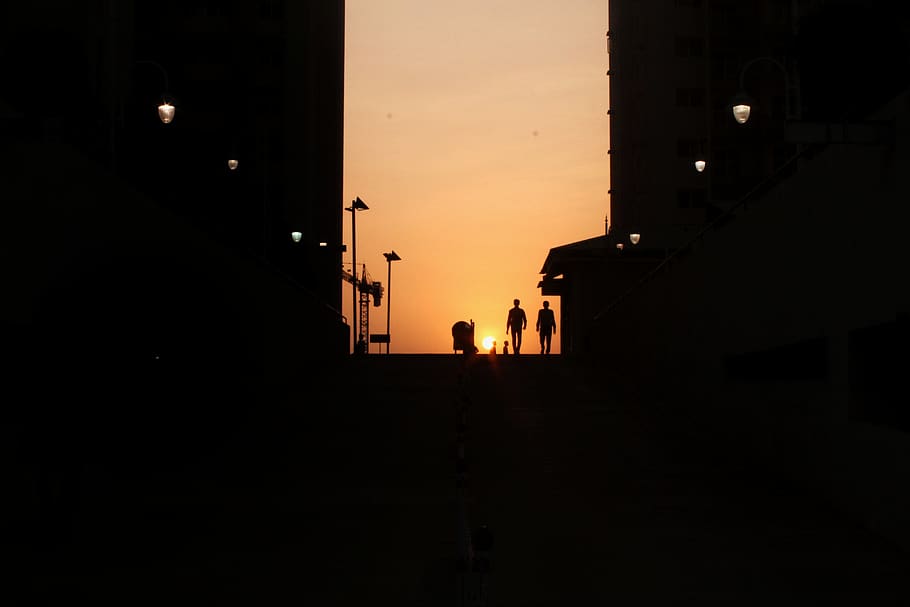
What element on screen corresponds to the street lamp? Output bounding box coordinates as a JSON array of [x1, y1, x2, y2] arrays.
[[731, 91, 754, 124], [135, 59, 175, 124], [382, 250, 402, 354], [158, 100, 175, 124], [346, 196, 369, 353], [730, 56, 798, 125]]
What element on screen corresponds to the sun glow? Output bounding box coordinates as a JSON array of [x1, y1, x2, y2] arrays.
[[482, 336, 495, 351]]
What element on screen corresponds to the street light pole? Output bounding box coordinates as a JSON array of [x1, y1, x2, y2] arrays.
[[346, 197, 369, 353], [383, 250, 402, 354], [134, 59, 175, 123], [731, 55, 800, 124]]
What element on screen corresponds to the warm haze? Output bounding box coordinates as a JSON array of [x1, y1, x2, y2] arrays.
[[343, 0, 609, 353]]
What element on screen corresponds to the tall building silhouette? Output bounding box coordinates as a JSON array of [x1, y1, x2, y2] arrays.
[[607, 0, 803, 250], [1, 0, 348, 354], [542, 0, 908, 354], [606, 0, 908, 250], [539, 0, 910, 553]]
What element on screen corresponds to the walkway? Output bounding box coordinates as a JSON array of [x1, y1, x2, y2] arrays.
[[7, 354, 910, 605]]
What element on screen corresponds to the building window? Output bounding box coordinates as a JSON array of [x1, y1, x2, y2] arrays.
[[257, 37, 286, 67], [183, 0, 229, 18], [765, 0, 792, 27], [714, 152, 742, 180], [677, 189, 707, 209], [674, 36, 704, 58], [188, 37, 231, 65], [254, 87, 283, 113], [676, 138, 705, 158], [711, 55, 741, 81], [725, 337, 829, 382], [849, 320, 904, 431], [260, 0, 285, 20], [675, 87, 705, 108]]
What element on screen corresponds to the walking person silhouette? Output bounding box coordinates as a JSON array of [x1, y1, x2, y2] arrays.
[[536, 300, 556, 355], [505, 299, 527, 355]]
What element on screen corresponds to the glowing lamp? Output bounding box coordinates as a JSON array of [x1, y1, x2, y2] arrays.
[[732, 103, 751, 124], [291, 231, 302, 243], [694, 160, 706, 172], [158, 101, 175, 124], [227, 159, 239, 170], [616, 243, 624, 250], [629, 233, 641, 245]]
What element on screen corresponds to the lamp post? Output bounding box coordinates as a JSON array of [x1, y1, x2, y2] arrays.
[[110, 59, 174, 172], [346, 196, 369, 353], [382, 250, 402, 354], [134, 59, 175, 124], [731, 56, 799, 124]]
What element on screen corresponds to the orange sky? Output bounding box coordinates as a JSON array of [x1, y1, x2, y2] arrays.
[[343, 0, 609, 354]]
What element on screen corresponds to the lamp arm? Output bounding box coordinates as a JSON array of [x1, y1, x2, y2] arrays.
[[738, 55, 797, 119], [135, 59, 170, 92]]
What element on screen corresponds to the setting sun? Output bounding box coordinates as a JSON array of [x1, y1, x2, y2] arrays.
[[344, 0, 605, 353], [482, 336, 496, 351]]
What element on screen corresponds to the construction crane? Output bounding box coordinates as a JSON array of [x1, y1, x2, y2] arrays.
[[342, 264, 383, 353]]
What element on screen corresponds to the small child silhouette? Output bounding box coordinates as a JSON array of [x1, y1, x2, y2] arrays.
[[503, 340, 509, 355]]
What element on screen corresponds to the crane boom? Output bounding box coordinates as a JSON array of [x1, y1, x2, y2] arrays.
[[342, 265, 384, 353]]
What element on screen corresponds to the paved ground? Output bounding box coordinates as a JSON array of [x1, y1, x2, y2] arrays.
[[5, 353, 910, 605], [457, 354, 910, 605]]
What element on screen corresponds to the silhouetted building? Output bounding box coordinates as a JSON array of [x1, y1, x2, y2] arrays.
[[543, 0, 909, 353], [1, 0, 348, 352], [538, 231, 663, 355], [1, 2, 350, 579], [607, 0, 802, 249], [539, 0, 910, 553]]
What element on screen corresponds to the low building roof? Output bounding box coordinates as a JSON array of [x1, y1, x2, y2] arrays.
[[539, 234, 665, 277]]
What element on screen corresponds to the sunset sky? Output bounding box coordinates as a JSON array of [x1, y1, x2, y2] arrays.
[[343, 0, 609, 354]]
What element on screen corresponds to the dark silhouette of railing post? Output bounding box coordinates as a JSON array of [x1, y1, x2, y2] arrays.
[[455, 349, 492, 606]]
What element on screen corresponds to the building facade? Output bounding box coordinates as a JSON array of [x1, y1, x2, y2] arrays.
[[544, 0, 908, 353], [539, 0, 910, 550], [606, 0, 805, 251], [1, 0, 346, 324]]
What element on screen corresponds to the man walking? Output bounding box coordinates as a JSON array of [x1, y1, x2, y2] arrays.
[[506, 299, 527, 354], [536, 300, 556, 355]]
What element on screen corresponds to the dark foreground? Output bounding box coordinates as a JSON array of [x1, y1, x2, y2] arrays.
[[4, 353, 909, 605]]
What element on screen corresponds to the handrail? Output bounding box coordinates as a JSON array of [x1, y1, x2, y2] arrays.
[[246, 250, 346, 321], [590, 82, 910, 325], [592, 143, 819, 322]]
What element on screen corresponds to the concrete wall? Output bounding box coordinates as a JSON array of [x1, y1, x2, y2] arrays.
[[590, 91, 909, 549], [2, 137, 348, 436], [1, 135, 349, 551]]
